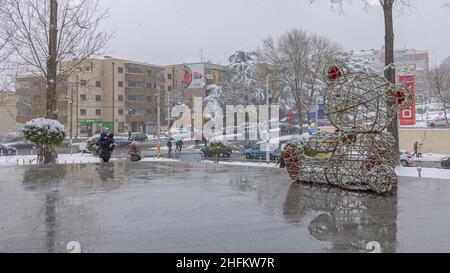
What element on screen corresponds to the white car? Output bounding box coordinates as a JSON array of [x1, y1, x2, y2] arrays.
[[427, 116, 449, 128], [400, 151, 415, 167]]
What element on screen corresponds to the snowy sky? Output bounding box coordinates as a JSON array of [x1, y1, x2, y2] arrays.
[[98, 0, 450, 66]]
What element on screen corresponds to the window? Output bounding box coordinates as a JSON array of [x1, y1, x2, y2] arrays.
[[80, 124, 90, 134], [95, 109, 102, 116], [129, 109, 145, 116], [146, 70, 152, 76], [168, 86, 172, 91], [127, 81, 145, 88], [80, 80, 87, 87], [17, 106, 31, 117], [118, 67, 124, 73], [147, 109, 153, 115], [86, 66, 91, 72], [80, 94, 87, 101], [118, 122, 125, 133], [146, 83, 152, 89], [118, 81, 124, 87], [154, 83, 157, 89], [147, 96, 153, 102], [126, 66, 145, 74], [127, 94, 145, 101], [118, 95, 124, 101], [160, 85, 165, 90], [96, 81, 101, 88], [16, 81, 30, 89], [118, 109, 124, 115], [168, 74, 172, 80], [18, 95, 31, 104], [96, 95, 102, 102], [80, 109, 87, 116]]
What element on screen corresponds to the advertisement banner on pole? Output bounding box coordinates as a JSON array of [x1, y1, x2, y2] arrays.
[[184, 64, 205, 89], [398, 74, 416, 126]]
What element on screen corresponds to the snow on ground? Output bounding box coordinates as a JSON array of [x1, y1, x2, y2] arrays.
[[1, 153, 449, 180], [415, 153, 449, 162], [396, 167, 450, 180]]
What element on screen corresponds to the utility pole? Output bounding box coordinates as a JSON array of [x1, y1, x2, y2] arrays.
[[112, 62, 115, 133], [157, 90, 161, 140], [47, 0, 58, 120], [266, 75, 270, 164], [75, 74, 79, 139], [69, 87, 73, 142]]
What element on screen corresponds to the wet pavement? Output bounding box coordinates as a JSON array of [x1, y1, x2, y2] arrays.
[[0, 161, 450, 253]]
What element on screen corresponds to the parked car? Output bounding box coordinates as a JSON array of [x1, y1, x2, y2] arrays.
[[114, 137, 132, 148], [0, 144, 17, 156], [5, 140, 35, 150], [129, 133, 148, 142], [427, 116, 449, 128], [200, 144, 232, 158], [400, 151, 415, 167], [280, 123, 300, 134], [441, 157, 450, 169], [245, 143, 281, 160]]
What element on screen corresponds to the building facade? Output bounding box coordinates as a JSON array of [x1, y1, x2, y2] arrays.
[[347, 48, 430, 102], [0, 91, 17, 135], [168, 62, 228, 108], [16, 57, 168, 138]]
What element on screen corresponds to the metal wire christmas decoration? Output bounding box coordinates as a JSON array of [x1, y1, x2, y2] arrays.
[[283, 60, 413, 194]]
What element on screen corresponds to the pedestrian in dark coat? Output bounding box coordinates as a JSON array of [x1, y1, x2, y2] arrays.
[[413, 141, 419, 157], [97, 133, 115, 163], [167, 139, 173, 158]]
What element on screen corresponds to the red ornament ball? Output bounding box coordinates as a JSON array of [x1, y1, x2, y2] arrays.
[[328, 66, 342, 81]]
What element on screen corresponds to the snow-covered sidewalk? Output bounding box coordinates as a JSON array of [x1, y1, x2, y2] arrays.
[[414, 153, 449, 162]]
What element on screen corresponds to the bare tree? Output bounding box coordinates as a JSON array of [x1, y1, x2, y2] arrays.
[[312, 0, 419, 157], [0, 0, 111, 120], [258, 28, 339, 133], [430, 57, 450, 131]]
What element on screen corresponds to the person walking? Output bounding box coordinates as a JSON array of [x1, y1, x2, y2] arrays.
[[167, 139, 173, 158], [418, 142, 424, 158], [128, 139, 142, 162], [97, 132, 115, 163], [413, 141, 419, 158], [179, 138, 184, 152]]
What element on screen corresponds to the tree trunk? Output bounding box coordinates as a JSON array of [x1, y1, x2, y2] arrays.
[[383, 2, 400, 163], [46, 0, 58, 120], [297, 103, 304, 135]]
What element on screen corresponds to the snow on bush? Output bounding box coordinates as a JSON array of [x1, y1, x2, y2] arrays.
[[23, 118, 66, 146], [208, 140, 229, 156]]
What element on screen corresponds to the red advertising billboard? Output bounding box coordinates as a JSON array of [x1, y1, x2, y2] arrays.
[[398, 74, 416, 126]]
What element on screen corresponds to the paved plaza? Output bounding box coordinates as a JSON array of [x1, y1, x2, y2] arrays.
[[1, 161, 450, 253]]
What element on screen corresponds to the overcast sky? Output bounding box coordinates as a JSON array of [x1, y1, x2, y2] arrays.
[[98, 0, 450, 66]]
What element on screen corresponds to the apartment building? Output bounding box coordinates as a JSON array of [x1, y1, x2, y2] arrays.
[[0, 91, 17, 135], [347, 48, 430, 102], [16, 57, 167, 138], [167, 62, 228, 108]]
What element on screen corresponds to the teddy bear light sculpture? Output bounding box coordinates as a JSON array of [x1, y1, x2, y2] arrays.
[[283, 60, 412, 194]]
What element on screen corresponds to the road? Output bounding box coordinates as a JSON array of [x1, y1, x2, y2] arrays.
[[1, 161, 450, 253]]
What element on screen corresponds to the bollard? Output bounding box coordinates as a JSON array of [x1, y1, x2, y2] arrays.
[[417, 167, 423, 178], [23, 159, 25, 165], [0, 150, 2, 157]]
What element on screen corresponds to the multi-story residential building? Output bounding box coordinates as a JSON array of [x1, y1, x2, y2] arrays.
[[0, 91, 17, 135], [167, 62, 228, 109], [16, 57, 167, 138], [347, 48, 430, 102]]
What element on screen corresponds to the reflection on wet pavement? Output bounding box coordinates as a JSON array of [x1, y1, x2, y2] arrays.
[[0, 161, 450, 253]]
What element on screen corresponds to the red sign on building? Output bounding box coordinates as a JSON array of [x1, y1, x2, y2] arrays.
[[399, 75, 416, 125], [398, 74, 416, 126]]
